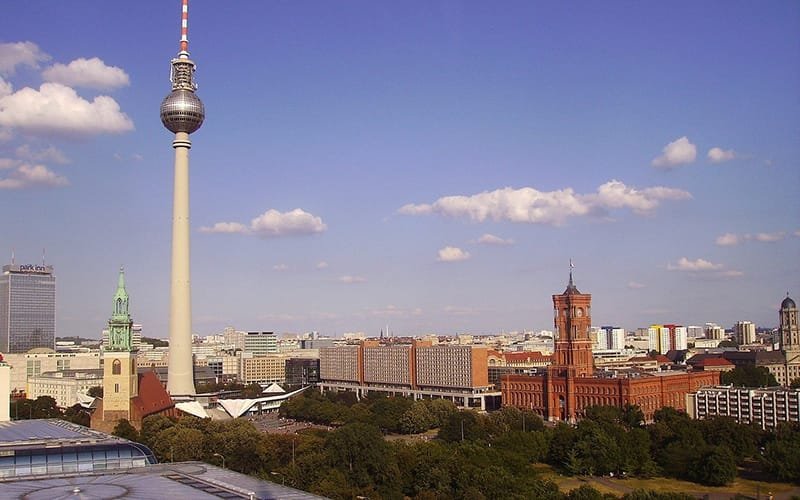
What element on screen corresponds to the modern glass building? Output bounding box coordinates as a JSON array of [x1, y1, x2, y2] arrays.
[[0, 264, 56, 353]]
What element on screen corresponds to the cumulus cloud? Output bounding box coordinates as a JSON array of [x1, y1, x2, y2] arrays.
[[668, 257, 723, 272], [0, 163, 68, 189], [15, 144, 69, 164], [42, 57, 130, 90], [627, 281, 646, 289], [715, 231, 786, 246], [316, 261, 329, 270], [0, 42, 49, 75], [339, 275, 366, 284], [0, 82, 134, 136], [477, 233, 514, 246], [707, 147, 736, 163], [272, 264, 288, 271], [652, 136, 697, 168], [715, 233, 741, 246], [437, 246, 470, 262], [399, 180, 690, 226], [200, 208, 327, 237]]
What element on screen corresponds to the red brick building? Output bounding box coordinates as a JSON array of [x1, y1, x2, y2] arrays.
[[502, 270, 719, 422]]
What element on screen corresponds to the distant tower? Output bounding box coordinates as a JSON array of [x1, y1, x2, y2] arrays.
[[779, 294, 799, 362], [160, 0, 204, 397], [551, 261, 594, 377], [99, 268, 138, 429]]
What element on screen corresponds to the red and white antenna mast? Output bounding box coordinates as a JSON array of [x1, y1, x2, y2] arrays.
[[179, 0, 189, 58]]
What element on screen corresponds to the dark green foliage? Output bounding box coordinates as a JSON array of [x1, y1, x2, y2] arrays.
[[622, 490, 695, 500], [112, 419, 140, 442], [762, 423, 800, 483], [62, 404, 90, 427], [87, 386, 103, 398], [11, 396, 63, 420], [720, 365, 779, 387]]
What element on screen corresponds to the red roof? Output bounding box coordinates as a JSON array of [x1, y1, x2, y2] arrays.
[[132, 370, 175, 417], [504, 352, 552, 363]]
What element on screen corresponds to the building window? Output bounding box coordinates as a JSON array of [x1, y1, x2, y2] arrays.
[[112, 359, 121, 375], [115, 383, 120, 393]]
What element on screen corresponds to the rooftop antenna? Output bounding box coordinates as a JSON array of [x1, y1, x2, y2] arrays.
[[42, 248, 46, 266]]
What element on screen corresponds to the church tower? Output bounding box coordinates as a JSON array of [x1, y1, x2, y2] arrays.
[[552, 262, 594, 377], [780, 294, 799, 364], [99, 267, 138, 427]]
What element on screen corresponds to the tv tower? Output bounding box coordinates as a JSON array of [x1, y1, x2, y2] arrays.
[[160, 0, 204, 397]]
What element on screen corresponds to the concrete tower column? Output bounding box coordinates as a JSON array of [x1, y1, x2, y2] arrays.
[[167, 132, 195, 396]]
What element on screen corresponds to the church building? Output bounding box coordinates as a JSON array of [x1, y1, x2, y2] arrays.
[[91, 268, 179, 433]]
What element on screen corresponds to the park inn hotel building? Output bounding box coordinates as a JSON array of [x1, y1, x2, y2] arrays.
[[0, 264, 56, 354]]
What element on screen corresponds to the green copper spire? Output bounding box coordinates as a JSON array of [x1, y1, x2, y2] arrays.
[[108, 266, 134, 351]]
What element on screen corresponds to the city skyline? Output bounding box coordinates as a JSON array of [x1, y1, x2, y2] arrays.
[[1, 2, 798, 338]]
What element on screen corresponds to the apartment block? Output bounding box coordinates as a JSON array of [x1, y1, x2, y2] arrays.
[[687, 386, 800, 430]]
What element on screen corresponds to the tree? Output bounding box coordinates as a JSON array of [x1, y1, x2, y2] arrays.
[[113, 419, 140, 442], [324, 423, 397, 490], [139, 414, 176, 449], [241, 382, 264, 399], [790, 377, 800, 389], [399, 401, 436, 434], [87, 386, 103, 398], [63, 404, 90, 427], [438, 410, 488, 443], [720, 365, 779, 387], [691, 445, 736, 486], [762, 423, 800, 482]]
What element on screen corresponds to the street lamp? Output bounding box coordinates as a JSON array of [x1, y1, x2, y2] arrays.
[[270, 471, 285, 486], [212, 453, 225, 469]]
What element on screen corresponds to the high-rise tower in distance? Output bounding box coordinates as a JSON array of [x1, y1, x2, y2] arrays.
[[0, 263, 56, 353], [160, 0, 204, 397]]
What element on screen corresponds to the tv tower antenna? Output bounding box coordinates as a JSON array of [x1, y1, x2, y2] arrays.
[[160, 0, 205, 397]]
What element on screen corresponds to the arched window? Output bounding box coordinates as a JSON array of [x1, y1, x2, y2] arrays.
[[112, 359, 121, 375], [116, 298, 122, 313]]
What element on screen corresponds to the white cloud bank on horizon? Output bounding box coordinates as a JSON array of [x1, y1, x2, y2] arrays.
[[0, 42, 50, 76], [707, 147, 736, 163], [399, 180, 690, 226], [200, 208, 327, 237], [715, 231, 787, 246], [437, 246, 470, 262], [477, 233, 514, 246], [0, 82, 133, 136], [0, 163, 68, 189], [652, 136, 697, 168], [42, 57, 129, 90]]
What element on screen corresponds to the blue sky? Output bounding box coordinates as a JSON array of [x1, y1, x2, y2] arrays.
[[1, 1, 798, 339]]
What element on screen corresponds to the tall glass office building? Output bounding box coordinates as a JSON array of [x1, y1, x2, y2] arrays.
[[0, 264, 56, 353]]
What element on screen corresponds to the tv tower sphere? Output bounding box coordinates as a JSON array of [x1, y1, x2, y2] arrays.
[[160, 89, 204, 134]]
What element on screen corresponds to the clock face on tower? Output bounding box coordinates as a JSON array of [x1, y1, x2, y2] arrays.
[[576, 308, 583, 317]]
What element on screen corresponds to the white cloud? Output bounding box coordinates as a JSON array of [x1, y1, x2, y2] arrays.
[[42, 57, 130, 90], [715, 231, 787, 246], [338, 275, 366, 284], [15, 144, 69, 164], [652, 136, 697, 168], [437, 246, 470, 262], [0, 163, 68, 189], [399, 180, 690, 226], [369, 305, 422, 318], [715, 233, 742, 246], [627, 281, 646, 289], [198, 222, 248, 234], [0, 42, 49, 75], [443, 305, 479, 316], [755, 232, 785, 242], [131, 153, 143, 161], [250, 209, 327, 237], [668, 257, 722, 272], [0, 158, 19, 169], [477, 233, 514, 246], [707, 147, 736, 163], [0, 82, 133, 136], [201, 208, 327, 237], [316, 261, 329, 269], [272, 264, 288, 271]]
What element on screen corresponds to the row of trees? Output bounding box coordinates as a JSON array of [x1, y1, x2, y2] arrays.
[[10, 396, 91, 427], [121, 411, 702, 500], [279, 390, 461, 434]]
